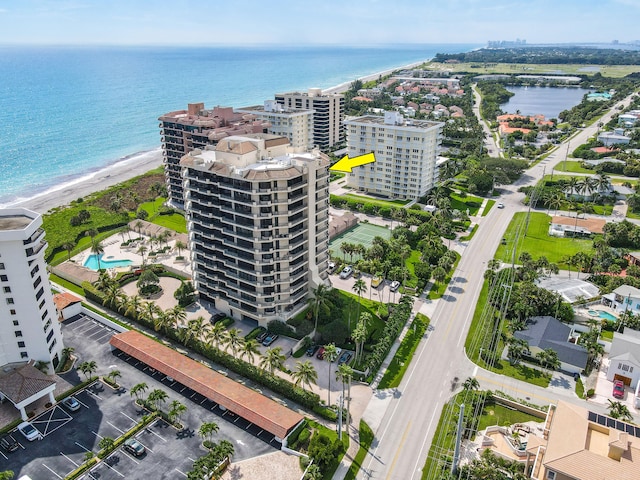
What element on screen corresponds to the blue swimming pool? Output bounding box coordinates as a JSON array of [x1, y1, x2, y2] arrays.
[[588, 309, 618, 322], [83, 254, 133, 271]]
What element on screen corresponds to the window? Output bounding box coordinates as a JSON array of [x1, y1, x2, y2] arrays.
[[10, 309, 15, 315], [14, 331, 22, 338], [3, 286, 10, 293], [49, 339, 57, 352], [17, 341, 25, 348], [546, 471, 556, 480], [36, 287, 44, 300], [46, 329, 54, 342], [0, 275, 7, 281], [20, 352, 28, 359], [12, 320, 18, 326], [0, 263, 4, 270], [6, 298, 14, 305]]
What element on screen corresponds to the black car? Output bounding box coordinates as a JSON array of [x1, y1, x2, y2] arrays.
[[306, 345, 320, 357], [337, 351, 353, 366], [210, 312, 226, 324], [0, 433, 19, 453], [256, 330, 269, 343], [123, 438, 146, 457]]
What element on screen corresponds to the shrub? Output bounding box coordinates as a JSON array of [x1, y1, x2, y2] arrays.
[[586, 388, 595, 398]]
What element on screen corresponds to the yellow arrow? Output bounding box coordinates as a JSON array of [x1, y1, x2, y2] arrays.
[[329, 152, 376, 173]]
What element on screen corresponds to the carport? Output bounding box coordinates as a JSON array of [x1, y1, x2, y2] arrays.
[[109, 331, 303, 441]]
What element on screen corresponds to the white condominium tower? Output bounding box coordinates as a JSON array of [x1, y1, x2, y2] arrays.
[[344, 112, 444, 200], [181, 134, 330, 326], [235, 101, 314, 151], [274, 89, 345, 149], [0, 209, 64, 369]]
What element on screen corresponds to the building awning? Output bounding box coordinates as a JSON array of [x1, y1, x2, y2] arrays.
[[0, 362, 56, 404], [109, 331, 303, 439]]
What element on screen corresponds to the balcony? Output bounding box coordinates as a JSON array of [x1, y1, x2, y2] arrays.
[[23, 228, 45, 246], [25, 240, 48, 258]]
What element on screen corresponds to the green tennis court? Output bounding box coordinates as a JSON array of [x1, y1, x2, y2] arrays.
[[329, 222, 391, 259]]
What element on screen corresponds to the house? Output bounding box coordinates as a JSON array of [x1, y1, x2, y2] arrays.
[[602, 285, 640, 316], [53, 292, 83, 320], [618, 113, 639, 128], [598, 131, 630, 147], [607, 329, 640, 388], [525, 401, 640, 480], [514, 316, 588, 374], [548, 216, 605, 238]]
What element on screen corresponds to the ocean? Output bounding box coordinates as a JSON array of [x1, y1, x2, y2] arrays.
[[0, 44, 479, 206]]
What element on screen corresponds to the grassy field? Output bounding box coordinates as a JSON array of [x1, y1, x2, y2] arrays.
[[495, 212, 593, 266], [343, 193, 410, 207], [343, 421, 374, 480], [423, 61, 640, 78], [450, 192, 483, 216], [377, 313, 428, 389], [139, 198, 188, 233], [476, 400, 542, 432], [482, 199, 495, 216], [552, 161, 594, 174]]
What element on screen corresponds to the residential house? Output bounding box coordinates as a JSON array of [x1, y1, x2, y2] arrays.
[[598, 131, 631, 147], [607, 329, 640, 388], [602, 285, 640, 316], [513, 316, 588, 374], [548, 216, 605, 238]]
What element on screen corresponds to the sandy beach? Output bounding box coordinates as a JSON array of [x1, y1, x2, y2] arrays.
[[13, 58, 430, 215]]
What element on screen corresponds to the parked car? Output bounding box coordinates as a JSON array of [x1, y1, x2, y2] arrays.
[[210, 312, 226, 324], [61, 396, 81, 412], [339, 266, 353, 279], [328, 262, 336, 274], [389, 280, 401, 292], [613, 380, 625, 399], [306, 345, 320, 357], [371, 275, 382, 288], [17, 422, 41, 442], [123, 438, 146, 457], [316, 346, 326, 360], [337, 351, 353, 366], [256, 330, 269, 343], [497, 202, 505, 209], [0, 433, 19, 453], [262, 333, 279, 346]]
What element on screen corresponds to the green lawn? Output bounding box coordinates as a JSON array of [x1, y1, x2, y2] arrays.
[[377, 314, 428, 389], [344, 421, 374, 480], [495, 212, 593, 266], [343, 193, 410, 208], [307, 419, 350, 480], [460, 224, 478, 241], [450, 193, 483, 216], [49, 273, 85, 296], [476, 400, 542, 432], [482, 200, 495, 216], [139, 198, 188, 233], [552, 161, 594, 174]]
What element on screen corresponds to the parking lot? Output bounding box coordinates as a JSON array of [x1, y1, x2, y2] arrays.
[[1, 314, 278, 479]]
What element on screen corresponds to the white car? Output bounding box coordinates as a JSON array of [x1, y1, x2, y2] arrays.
[[497, 202, 504, 209], [390, 280, 401, 292], [339, 266, 353, 279], [328, 262, 336, 274], [17, 421, 41, 442]]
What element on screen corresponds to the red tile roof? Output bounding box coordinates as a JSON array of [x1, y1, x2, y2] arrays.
[[109, 331, 303, 439], [53, 292, 82, 311]]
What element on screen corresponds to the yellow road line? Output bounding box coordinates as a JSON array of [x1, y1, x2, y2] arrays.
[[386, 421, 412, 480]]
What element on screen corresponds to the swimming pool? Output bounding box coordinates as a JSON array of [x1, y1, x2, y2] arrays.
[[83, 254, 133, 271], [588, 309, 618, 322]]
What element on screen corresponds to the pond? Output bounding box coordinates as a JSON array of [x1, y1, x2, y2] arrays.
[[500, 86, 590, 119]]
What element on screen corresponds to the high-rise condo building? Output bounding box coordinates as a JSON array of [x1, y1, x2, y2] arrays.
[[344, 112, 444, 200], [274, 89, 344, 149], [0, 209, 64, 369], [159, 104, 271, 207], [181, 134, 330, 326], [235, 101, 314, 151]]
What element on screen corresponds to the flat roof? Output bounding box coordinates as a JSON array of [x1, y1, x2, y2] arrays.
[[109, 331, 303, 439], [0, 214, 32, 231]]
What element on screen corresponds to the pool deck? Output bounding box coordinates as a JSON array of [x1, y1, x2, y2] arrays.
[[576, 304, 619, 322]]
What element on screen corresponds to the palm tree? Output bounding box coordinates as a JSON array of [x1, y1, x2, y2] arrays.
[[304, 464, 322, 480], [352, 322, 367, 364], [106, 369, 121, 387], [137, 244, 148, 264], [90, 240, 104, 270], [78, 360, 97, 380], [198, 421, 219, 444], [259, 347, 286, 374], [308, 284, 333, 334], [104, 284, 124, 310], [169, 305, 187, 329], [141, 301, 161, 328], [180, 316, 205, 348], [462, 377, 480, 391], [130, 382, 148, 401], [216, 439, 235, 463], [352, 279, 367, 327], [238, 338, 261, 363], [607, 400, 633, 421], [175, 240, 186, 257], [323, 343, 339, 406], [564, 176, 580, 198], [432, 266, 447, 287], [61, 346, 75, 362], [168, 400, 187, 427], [225, 328, 243, 357], [292, 360, 318, 391], [124, 295, 143, 319], [147, 388, 169, 411], [536, 348, 560, 375], [205, 322, 228, 350], [506, 337, 528, 366], [62, 242, 75, 261], [336, 363, 354, 428], [547, 191, 564, 215]]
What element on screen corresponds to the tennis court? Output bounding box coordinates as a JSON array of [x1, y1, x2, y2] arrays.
[[329, 222, 391, 260]]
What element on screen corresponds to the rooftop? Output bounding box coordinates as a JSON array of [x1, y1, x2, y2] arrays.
[[0, 214, 32, 231], [53, 292, 83, 312], [109, 331, 303, 439], [344, 114, 442, 130], [0, 362, 56, 404]]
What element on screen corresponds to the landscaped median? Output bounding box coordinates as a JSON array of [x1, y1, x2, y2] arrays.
[[343, 420, 374, 480]]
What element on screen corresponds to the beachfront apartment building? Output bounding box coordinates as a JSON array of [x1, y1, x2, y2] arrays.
[[235, 101, 314, 150], [343, 112, 444, 200], [180, 134, 330, 326], [0, 209, 64, 369], [158, 103, 271, 207], [274, 89, 345, 149]]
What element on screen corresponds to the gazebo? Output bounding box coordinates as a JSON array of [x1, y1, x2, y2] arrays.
[[0, 361, 57, 420]]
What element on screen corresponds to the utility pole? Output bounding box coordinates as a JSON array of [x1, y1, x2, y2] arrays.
[[337, 394, 344, 440], [452, 403, 465, 476]]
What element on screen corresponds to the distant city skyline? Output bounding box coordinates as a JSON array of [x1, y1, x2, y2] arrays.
[[0, 0, 638, 46]]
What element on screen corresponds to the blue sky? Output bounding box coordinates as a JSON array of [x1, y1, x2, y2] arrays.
[[0, 0, 638, 46]]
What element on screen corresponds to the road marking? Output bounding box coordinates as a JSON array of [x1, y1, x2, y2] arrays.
[[102, 459, 125, 477], [107, 421, 125, 434], [136, 439, 154, 453], [121, 412, 138, 424], [473, 365, 478, 377], [0, 451, 7, 460], [42, 463, 64, 479], [76, 396, 89, 409], [386, 421, 412, 479], [174, 469, 188, 477], [144, 426, 167, 442], [75, 441, 91, 452], [409, 408, 439, 480], [60, 451, 79, 467], [91, 430, 103, 439], [86, 389, 102, 400], [122, 450, 140, 464]]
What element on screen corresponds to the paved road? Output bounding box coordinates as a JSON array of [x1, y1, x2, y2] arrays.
[[472, 84, 501, 157], [354, 91, 638, 480]]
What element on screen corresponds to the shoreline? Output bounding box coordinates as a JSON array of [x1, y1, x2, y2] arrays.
[[12, 58, 432, 215]]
